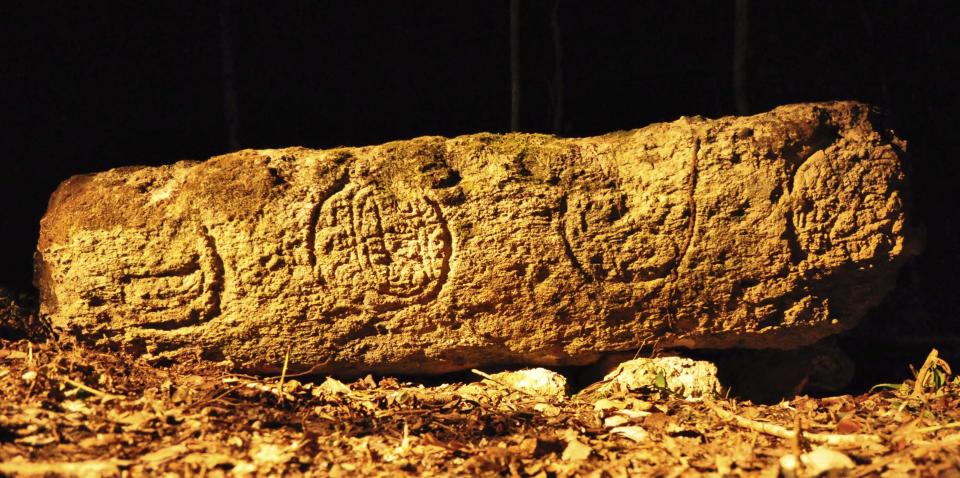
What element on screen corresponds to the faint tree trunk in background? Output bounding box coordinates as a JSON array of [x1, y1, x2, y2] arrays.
[[551, 0, 564, 135], [220, 0, 241, 151], [510, 0, 521, 132], [733, 0, 749, 115], [855, 0, 894, 127]]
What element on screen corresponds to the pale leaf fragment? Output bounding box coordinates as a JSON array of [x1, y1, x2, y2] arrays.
[[313, 377, 352, 398], [800, 447, 855, 476], [561, 438, 592, 461], [610, 426, 650, 443]]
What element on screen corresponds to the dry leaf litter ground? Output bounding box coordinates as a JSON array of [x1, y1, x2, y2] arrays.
[[1, 296, 959, 477]]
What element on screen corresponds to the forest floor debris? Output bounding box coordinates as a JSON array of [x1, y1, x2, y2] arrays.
[[0, 333, 958, 476]]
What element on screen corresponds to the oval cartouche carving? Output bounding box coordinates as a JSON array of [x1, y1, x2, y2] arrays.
[[314, 183, 450, 310]]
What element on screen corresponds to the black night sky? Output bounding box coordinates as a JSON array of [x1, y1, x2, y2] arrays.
[[2, 2, 958, 375]]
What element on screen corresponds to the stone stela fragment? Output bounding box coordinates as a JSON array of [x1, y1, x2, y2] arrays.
[[35, 102, 918, 375]]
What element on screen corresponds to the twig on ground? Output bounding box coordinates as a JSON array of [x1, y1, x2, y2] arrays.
[[470, 369, 541, 399], [0, 460, 131, 476], [187, 381, 249, 411], [705, 400, 883, 447], [792, 412, 804, 455], [915, 421, 960, 434], [277, 346, 291, 402], [62, 377, 123, 400]]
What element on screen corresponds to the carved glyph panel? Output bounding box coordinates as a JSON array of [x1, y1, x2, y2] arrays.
[[58, 225, 224, 330], [314, 183, 450, 310]]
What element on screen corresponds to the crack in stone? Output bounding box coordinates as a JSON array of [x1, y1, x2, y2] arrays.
[[200, 226, 224, 322], [557, 194, 591, 282], [677, 135, 701, 271], [782, 211, 808, 265]]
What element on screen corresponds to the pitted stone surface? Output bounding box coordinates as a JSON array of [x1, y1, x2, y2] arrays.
[[35, 102, 917, 375]]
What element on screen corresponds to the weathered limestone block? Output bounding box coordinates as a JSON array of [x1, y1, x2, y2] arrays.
[[36, 102, 915, 375]]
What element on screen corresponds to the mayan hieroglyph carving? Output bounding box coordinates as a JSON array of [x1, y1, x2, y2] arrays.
[[40, 223, 224, 330], [36, 102, 917, 375], [312, 182, 451, 311], [558, 141, 695, 285]]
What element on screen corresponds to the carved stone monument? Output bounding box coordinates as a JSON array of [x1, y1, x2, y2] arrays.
[[36, 102, 916, 374]]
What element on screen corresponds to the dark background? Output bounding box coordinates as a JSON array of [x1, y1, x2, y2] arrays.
[[2, 1, 958, 385]]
